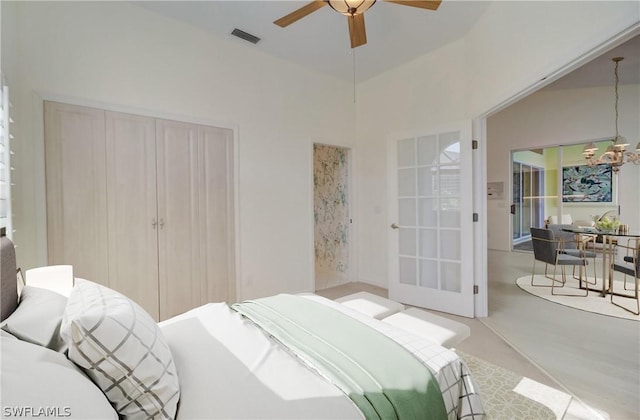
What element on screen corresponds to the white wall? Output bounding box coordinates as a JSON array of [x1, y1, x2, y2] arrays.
[[4, 1, 639, 301], [0, 2, 18, 82], [354, 1, 639, 287], [487, 85, 640, 251], [6, 1, 355, 300]]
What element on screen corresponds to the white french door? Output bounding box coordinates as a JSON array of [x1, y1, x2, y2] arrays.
[[388, 122, 475, 317]]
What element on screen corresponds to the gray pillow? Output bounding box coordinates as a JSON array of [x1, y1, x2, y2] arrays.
[[0, 286, 67, 351], [1, 334, 118, 419]]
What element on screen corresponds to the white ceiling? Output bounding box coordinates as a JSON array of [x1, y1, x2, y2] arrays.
[[133, 0, 491, 82], [543, 33, 640, 91], [133, 1, 639, 87]]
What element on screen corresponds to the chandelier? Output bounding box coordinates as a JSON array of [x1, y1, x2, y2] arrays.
[[583, 57, 640, 172]]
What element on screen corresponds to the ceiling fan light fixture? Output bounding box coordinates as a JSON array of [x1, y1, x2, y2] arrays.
[[328, 0, 376, 16]]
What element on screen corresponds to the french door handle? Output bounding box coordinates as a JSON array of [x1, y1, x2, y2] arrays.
[[391, 223, 400, 230]]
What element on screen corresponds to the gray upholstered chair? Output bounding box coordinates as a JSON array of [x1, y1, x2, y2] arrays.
[[547, 224, 597, 286], [530, 227, 592, 296], [610, 239, 640, 315]]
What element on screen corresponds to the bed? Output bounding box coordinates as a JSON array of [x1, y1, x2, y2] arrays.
[[0, 231, 484, 420]]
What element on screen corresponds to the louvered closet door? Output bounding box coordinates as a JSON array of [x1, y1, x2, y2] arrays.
[[44, 102, 109, 285], [105, 111, 160, 320], [156, 120, 234, 320]]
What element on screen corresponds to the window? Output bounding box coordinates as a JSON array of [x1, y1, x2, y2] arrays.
[[0, 84, 12, 238]]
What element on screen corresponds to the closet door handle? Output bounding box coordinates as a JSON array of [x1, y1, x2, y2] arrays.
[[152, 218, 158, 229], [159, 218, 165, 229]]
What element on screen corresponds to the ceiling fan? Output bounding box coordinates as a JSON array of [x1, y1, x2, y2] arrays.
[[274, 0, 442, 49]]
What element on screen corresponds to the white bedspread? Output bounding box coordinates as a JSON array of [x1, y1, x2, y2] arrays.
[[159, 302, 364, 419], [159, 295, 484, 420]]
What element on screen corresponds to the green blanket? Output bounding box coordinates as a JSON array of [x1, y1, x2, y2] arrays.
[[232, 294, 447, 420]]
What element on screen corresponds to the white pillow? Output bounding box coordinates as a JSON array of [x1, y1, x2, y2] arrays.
[[60, 279, 180, 420], [25, 264, 74, 297], [0, 286, 68, 351], [1, 334, 118, 420]]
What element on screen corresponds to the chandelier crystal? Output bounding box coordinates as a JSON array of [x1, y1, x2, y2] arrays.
[[583, 57, 640, 172]]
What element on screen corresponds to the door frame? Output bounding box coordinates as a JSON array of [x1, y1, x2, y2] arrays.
[[309, 138, 357, 292], [475, 26, 638, 318], [472, 118, 488, 317]]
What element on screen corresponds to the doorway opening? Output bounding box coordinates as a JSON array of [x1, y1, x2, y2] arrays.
[[313, 143, 351, 291]]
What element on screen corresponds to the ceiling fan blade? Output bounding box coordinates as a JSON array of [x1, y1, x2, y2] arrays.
[[384, 0, 442, 10], [348, 14, 367, 48], [274, 1, 328, 27]]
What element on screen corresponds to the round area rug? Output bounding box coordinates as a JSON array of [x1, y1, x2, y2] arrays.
[[516, 275, 639, 321]]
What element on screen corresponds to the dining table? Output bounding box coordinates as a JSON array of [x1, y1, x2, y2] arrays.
[[562, 226, 640, 297]]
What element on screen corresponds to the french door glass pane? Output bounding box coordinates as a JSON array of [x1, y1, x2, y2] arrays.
[[439, 132, 460, 163], [417, 166, 437, 196], [441, 261, 461, 292], [440, 166, 460, 196], [419, 229, 437, 258], [399, 228, 416, 256], [440, 199, 460, 228], [418, 198, 437, 227], [440, 230, 460, 260], [399, 198, 416, 226], [417, 135, 437, 165], [400, 257, 417, 285], [419, 259, 438, 288], [398, 168, 416, 197]]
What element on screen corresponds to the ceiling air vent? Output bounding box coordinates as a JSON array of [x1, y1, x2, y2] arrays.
[[231, 28, 261, 45]]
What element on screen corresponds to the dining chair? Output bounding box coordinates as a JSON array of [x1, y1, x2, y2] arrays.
[[530, 227, 592, 296], [547, 214, 573, 226], [610, 239, 640, 315], [547, 224, 597, 287]]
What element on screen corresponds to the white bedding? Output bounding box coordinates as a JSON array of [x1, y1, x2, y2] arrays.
[[159, 294, 483, 420], [159, 302, 364, 419], [1, 236, 482, 419]]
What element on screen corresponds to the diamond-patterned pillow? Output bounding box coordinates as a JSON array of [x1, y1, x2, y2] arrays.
[[60, 279, 180, 420]]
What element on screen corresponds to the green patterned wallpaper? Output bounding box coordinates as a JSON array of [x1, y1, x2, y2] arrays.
[[313, 144, 349, 277]]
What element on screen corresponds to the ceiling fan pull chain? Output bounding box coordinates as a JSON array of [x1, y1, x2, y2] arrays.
[[352, 49, 357, 103]]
